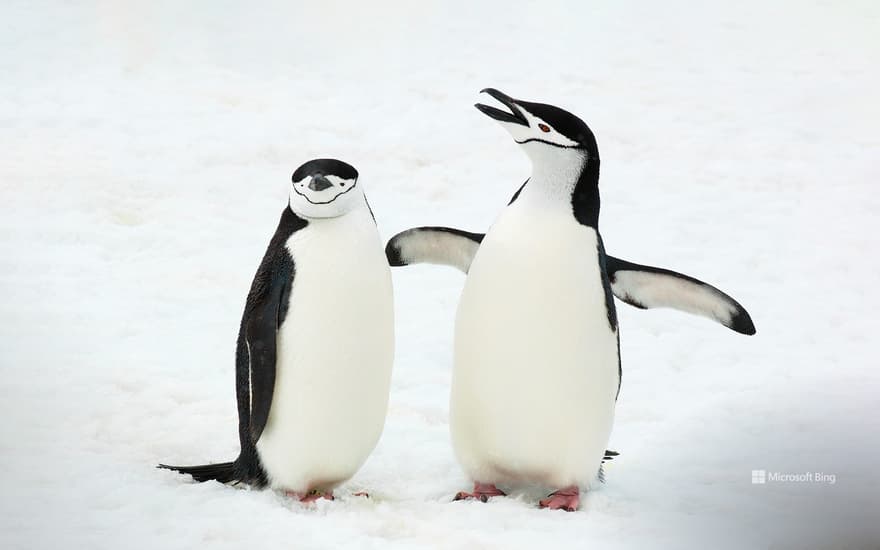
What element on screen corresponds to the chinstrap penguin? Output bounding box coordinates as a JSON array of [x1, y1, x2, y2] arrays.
[[160, 159, 394, 503], [386, 89, 755, 511]]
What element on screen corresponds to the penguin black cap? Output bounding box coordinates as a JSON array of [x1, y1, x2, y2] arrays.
[[292, 158, 358, 182]]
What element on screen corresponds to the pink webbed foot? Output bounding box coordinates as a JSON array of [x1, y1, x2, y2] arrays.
[[352, 491, 370, 498], [453, 482, 506, 503], [539, 486, 580, 512], [286, 489, 334, 503]]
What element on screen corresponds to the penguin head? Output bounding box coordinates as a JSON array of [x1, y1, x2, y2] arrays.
[[475, 88, 599, 165], [289, 158, 361, 218]]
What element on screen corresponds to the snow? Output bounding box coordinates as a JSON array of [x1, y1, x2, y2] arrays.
[[2, 1, 879, 548]]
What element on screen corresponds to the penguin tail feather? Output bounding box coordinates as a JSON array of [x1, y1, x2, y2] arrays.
[[598, 449, 620, 484], [158, 461, 237, 484]]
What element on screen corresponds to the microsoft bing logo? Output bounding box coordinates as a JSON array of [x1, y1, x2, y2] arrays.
[[749, 469, 836, 485]]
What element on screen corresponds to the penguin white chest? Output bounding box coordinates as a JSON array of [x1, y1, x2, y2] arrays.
[[255, 208, 394, 492], [450, 205, 619, 489]]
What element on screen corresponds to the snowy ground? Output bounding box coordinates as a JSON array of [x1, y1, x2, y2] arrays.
[[2, 1, 879, 548]]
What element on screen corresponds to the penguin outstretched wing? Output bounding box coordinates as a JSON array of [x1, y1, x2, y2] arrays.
[[385, 226, 755, 335], [604, 256, 755, 335], [385, 226, 484, 273]]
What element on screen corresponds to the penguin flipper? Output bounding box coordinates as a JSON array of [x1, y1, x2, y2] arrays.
[[605, 256, 756, 335], [385, 226, 484, 273], [243, 254, 293, 443], [161, 209, 302, 488], [163, 255, 289, 486], [384, 181, 525, 271], [232, 209, 303, 480]]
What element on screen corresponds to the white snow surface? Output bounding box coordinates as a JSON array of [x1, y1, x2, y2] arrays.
[[2, 1, 879, 549]]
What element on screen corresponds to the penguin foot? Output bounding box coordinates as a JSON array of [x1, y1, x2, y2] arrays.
[[286, 489, 334, 503], [453, 482, 506, 502], [539, 486, 580, 512], [352, 491, 370, 498]]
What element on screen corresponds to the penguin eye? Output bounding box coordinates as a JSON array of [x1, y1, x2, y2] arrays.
[[340, 182, 345, 187], [538, 124, 551, 133]]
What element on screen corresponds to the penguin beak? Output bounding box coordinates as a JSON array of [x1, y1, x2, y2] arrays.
[[475, 88, 528, 127], [308, 174, 333, 192]]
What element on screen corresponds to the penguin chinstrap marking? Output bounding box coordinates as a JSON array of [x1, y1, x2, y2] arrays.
[[159, 159, 394, 503], [386, 89, 755, 511]]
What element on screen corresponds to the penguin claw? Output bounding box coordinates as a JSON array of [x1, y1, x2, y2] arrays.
[[286, 490, 334, 503], [538, 487, 580, 512], [453, 482, 506, 502]]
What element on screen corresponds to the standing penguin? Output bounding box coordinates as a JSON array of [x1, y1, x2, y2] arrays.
[[161, 159, 394, 502], [385, 89, 755, 511]]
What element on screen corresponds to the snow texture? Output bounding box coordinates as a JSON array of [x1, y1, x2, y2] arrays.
[[1, 1, 878, 549]]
